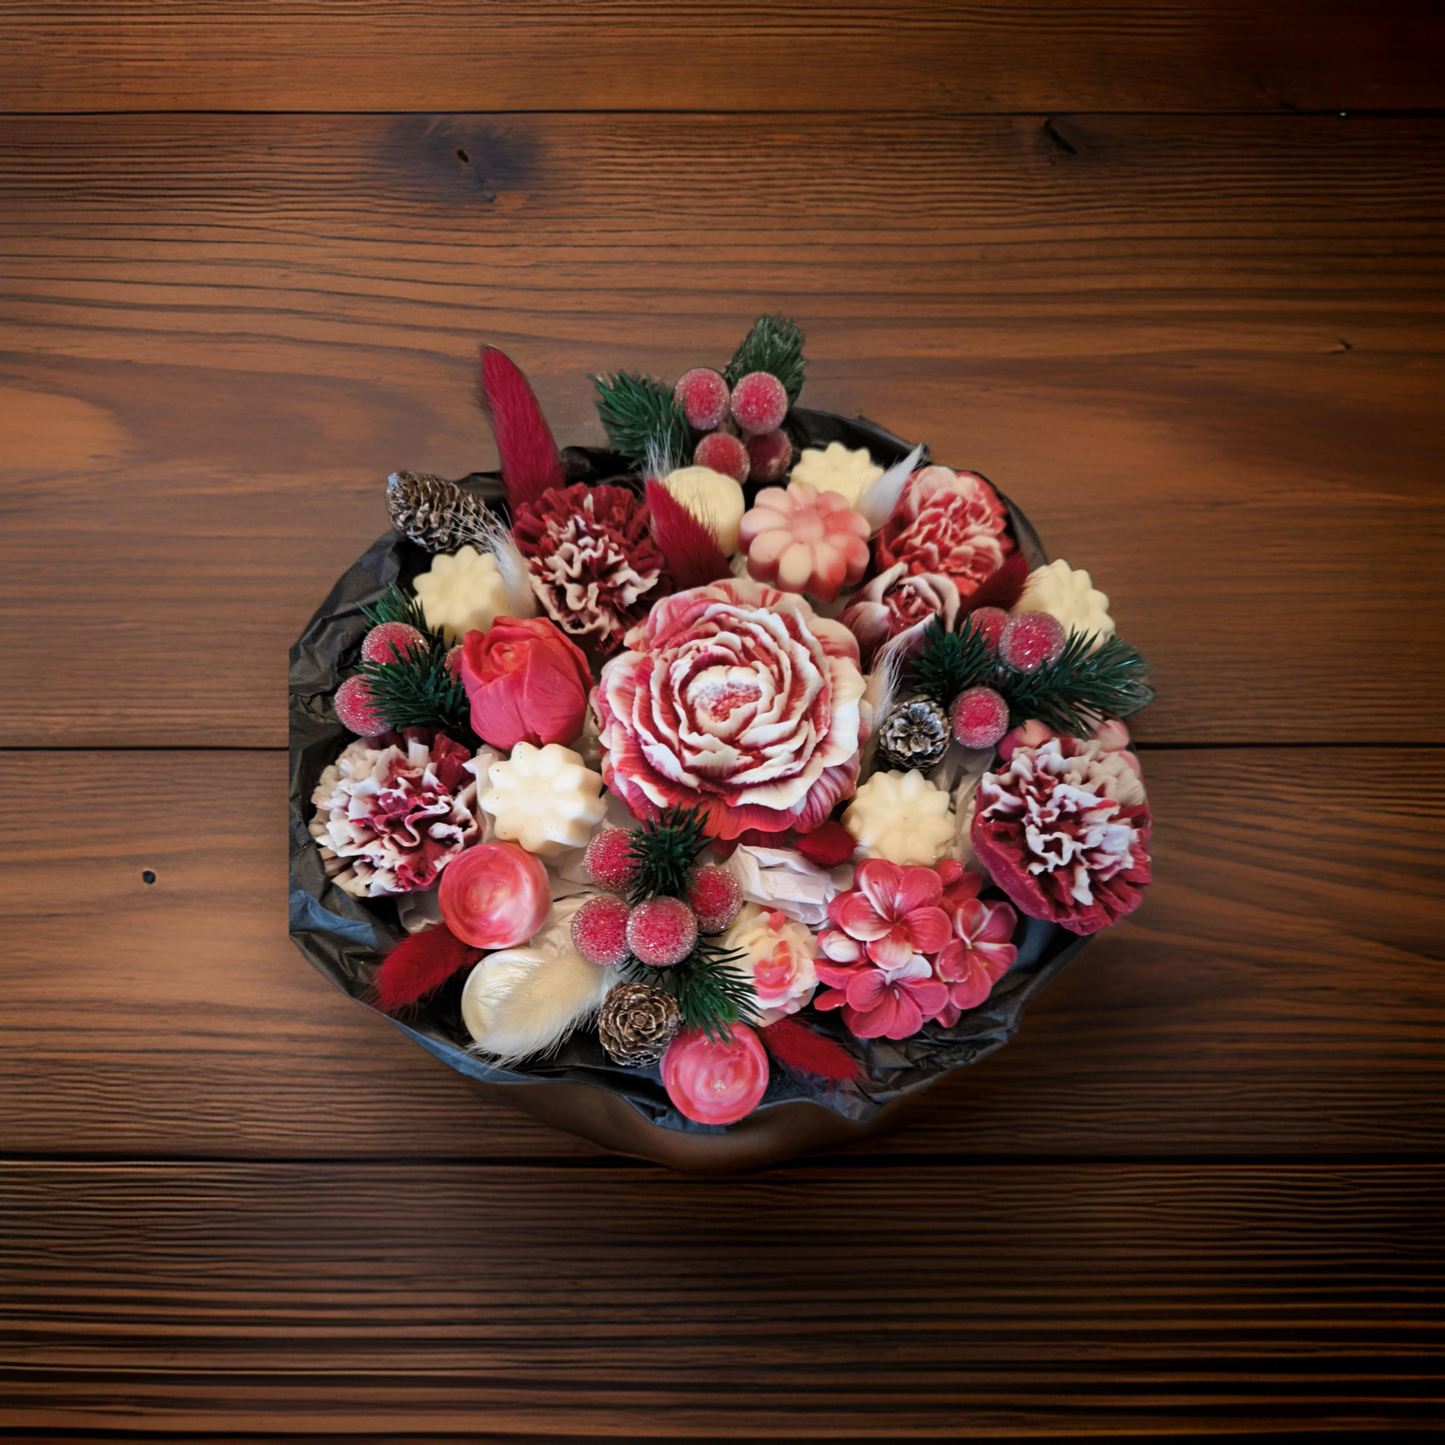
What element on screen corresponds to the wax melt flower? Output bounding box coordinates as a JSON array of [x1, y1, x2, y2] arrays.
[[790, 441, 883, 507], [413, 546, 510, 642], [874, 466, 1013, 594], [594, 577, 868, 839], [662, 1025, 770, 1125], [460, 615, 592, 750], [309, 730, 482, 898], [1012, 559, 1114, 649], [719, 903, 819, 1023], [929, 869, 1018, 1025], [971, 732, 1151, 935], [511, 483, 665, 654], [739, 480, 871, 604], [839, 562, 962, 667], [843, 769, 955, 866], [478, 741, 608, 857]]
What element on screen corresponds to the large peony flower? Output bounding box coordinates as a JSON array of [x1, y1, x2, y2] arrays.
[[512, 483, 664, 654], [838, 561, 962, 667], [874, 466, 1013, 595], [971, 731, 1151, 935], [309, 729, 482, 897], [594, 577, 869, 839]]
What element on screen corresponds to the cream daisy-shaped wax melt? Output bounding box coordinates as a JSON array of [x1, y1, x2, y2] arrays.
[[1011, 559, 1115, 650], [412, 545, 509, 642], [478, 742, 608, 857], [843, 769, 956, 866], [661, 465, 747, 554], [789, 441, 883, 509]]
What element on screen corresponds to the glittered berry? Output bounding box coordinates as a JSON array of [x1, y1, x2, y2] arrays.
[[966, 606, 1010, 651], [444, 643, 464, 678], [686, 865, 744, 934], [693, 430, 750, 484], [730, 371, 788, 435], [584, 827, 639, 893], [673, 367, 730, 431], [1000, 611, 1066, 673], [626, 896, 698, 968], [361, 620, 426, 664], [745, 428, 792, 484], [334, 675, 386, 735], [951, 685, 1011, 750], [571, 894, 632, 967]]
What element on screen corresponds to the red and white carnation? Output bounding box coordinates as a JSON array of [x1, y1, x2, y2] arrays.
[[873, 466, 1013, 594], [594, 577, 869, 839], [971, 729, 1151, 935], [838, 561, 962, 667], [309, 730, 482, 898], [512, 483, 665, 653]]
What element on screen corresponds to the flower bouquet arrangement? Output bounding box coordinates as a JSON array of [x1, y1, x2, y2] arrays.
[[289, 316, 1154, 1153]]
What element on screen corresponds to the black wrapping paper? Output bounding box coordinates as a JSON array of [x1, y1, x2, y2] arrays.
[[288, 410, 1091, 1135]]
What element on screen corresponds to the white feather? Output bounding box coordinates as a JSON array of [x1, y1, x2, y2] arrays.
[[854, 443, 925, 535], [858, 633, 909, 776], [461, 506, 537, 618]]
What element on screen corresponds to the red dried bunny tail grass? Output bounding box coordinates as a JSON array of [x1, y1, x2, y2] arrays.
[[645, 477, 733, 590], [478, 346, 565, 513], [372, 924, 480, 1015], [962, 551, 1030, 616], [761, 1016, 862, 1083]]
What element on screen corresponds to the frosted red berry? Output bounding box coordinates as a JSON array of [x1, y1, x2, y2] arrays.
[[334, 675, 386, 735], [966, 606, 1010, 651], [951, 685, 1011, 749], [693, 430, 750, 484], [626, 896, 698, 968], [686, 865, 744, 934], [583, 827, 639, 893], [999, 611, 1066, 673], [571, 894, 632, 967], [745, 428, 792, 484], [673, 367, 731, 431], [444, 643, 464, 678], [361, 621, 425, 664], [730, 371, 788, 435]]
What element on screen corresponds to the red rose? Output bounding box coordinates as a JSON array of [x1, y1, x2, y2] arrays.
[[460, 616, 592, 751]]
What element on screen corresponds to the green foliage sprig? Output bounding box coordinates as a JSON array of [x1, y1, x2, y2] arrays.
[[355, 585, 473, 738], [903, 615, 1154, 739], [624, 940, 761, 1042], [625, 805, 710, 904], [723, 313, 807, 404], [360, 583, 431, 634], [590, 371, 692, 470]]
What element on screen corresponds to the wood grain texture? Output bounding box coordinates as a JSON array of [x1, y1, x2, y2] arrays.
[[2, 112, 1442, 748], [4, 748, 1440, 1162], [1, 1, 1443, 114], [3, 1160, 1439, 1436]]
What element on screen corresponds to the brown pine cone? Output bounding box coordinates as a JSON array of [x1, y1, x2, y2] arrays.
[[876, 694, 950, 774], [597, 981, 682, 1067], [386, 470, 490, 553]]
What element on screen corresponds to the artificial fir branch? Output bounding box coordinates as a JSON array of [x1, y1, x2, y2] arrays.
[[626, 805, 710, 904], [360, 583, 432, 634], [590, 371, 692, 469], [723, 313, 807, 404], [360, 640, 473, 736], [624, 940, 761, 1041], [904, 615, 995, 710], [1003, 631, 1154, 737]]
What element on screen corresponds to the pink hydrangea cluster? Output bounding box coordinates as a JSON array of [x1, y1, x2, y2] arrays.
[[873, 466, 1013, 595], [971, 724, 1152, 935], [813, 859, 1019, 1039]]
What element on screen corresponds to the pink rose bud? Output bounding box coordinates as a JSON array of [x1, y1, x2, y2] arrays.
[[662, 1025, 770, 1126], [460, 615, 593, 751]]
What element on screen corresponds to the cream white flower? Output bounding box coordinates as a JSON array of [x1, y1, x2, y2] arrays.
[[413, 545, 509, 642], [790, 441, 883, 508], [661, 465, 747, 553], [478, 742, 607, 857], [719, 902, 819, 1023], [844, 769, 956, 866], [1012, 559, 1114, 650]]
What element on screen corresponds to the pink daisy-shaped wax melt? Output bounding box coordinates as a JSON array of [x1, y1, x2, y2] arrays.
[[738, 481, 871, 604]]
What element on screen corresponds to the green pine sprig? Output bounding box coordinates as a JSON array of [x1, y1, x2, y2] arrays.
[[723, 313, 807, 404], [591, 371, 693, 470], [626, 805, 710, 904], [904, 615, 996, 710], [624, 939, 761, 1042], [360, 637, 473, 737], [1003, 631, 1154, 737], [360, 583, 431, 634]]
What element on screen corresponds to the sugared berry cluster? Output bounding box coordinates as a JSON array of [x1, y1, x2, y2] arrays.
[[673, 367, 792, 485]]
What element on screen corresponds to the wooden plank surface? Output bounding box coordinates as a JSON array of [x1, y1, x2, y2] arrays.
[[4, 1161, 1439, 1436], [2, 112, 1441, 748], [2, 1, 1443, 114], [4, 748, 1439, 1162]]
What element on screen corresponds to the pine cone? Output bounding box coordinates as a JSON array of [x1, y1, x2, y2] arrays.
[[386, 471, 490, 553], [876, 695, 950, 774], [598, 981, 682, 1067]]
